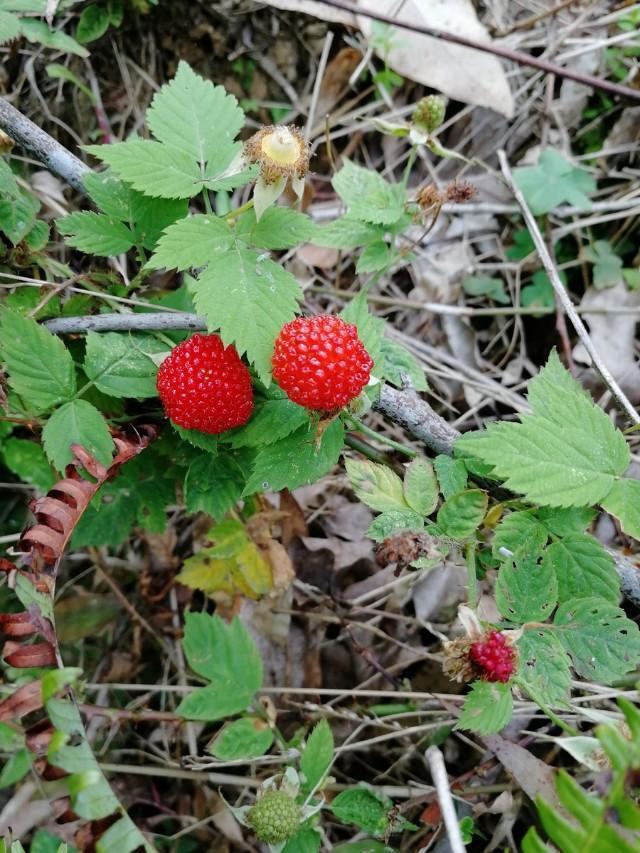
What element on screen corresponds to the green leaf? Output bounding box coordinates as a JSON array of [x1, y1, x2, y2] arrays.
[[146, 61, 243, 171], [58, 211, 135, 256], [366, 509, 424, 541], [192, 245, 301, 382], [492, 511, 548, 561], [431, 456, 466, 502], [250, 206, 315, 250], [0, 749, 30, 788], [282, 827, 322, 853], [173, 424, 218, 452], [31, 829, 77, 853], [76, 3, 110, 43], [82, 170, 131, 219], [542, 535, 619, 604], [20, 18, 89, 57], [339, 289, 384, 368], [85, 140, 203, 199], [84, 331, 166, 398], [177, 612, 262, 720], [601, 478, 640, 540], [208, 717, 273, 759], [42, 400, 113, 472], [457, 681, 513, 734], [0, 185, 39, 245], [345, 458, 408, 513], [437, 489, 487, 540], [129, 192, 189, 251], [47, 61, 94, 100], [0, 10, 20, 44], [537, 506, 595, 537], [145, 214, 233, 270], [403, 457, 438, 515], [3, 437, 56, 491], [456, 350, 630, 508], [553, 597, 640, 682], [184, 451, 245, 520], [356, 240, 391, 274], [517, 629, 571, 707], [623, 268, 640, 290], [0, 310, 76, 411], [300, 719, 334, 795], [230, 397, 310, 448], [583, 240, 623, 289], [521, 270, 556, 314], [312, 216, 385, 249], [331, 787, 390, 836], [95, 815, 153, 853], [379, 339, 428, 391], [496, 553, 558, 623], [513, 149, 596, 215], [333, 160, 405, 226], [244, 420, 344, 494], [463, 275, 509, 305]]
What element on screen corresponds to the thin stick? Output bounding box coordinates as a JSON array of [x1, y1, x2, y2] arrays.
[[316, 0, 640, 102], [498, 149, 640, 426], [0, 98, 89, 193], [425, 745, 466, 853]]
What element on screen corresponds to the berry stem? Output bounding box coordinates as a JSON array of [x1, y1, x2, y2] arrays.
[[224, 198, 254, 221], [346, 416, 417, 458], [465, 543, 478, 610]]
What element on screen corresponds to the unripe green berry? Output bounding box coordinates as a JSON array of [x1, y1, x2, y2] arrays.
[[247, 791, 301, 844], [412, 95, 446, 133]]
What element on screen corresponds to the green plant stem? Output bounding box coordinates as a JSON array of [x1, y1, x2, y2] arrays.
[[515, 678, 579, 736], [224, 198, 254, 221], [402, 144, 418, 190], [465, 543, 477, 609], [346, 416, 417, 458], [202, 188, 213, 214], [344, 433, 388, 464]]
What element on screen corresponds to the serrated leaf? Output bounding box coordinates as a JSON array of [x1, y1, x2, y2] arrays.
[[0, 10, 20, 44], [250, 206, 315, 250], [542, 535, 619, 604], [513, 149, 596, 215], [456, 351, 630, 508], [244, 419, 344, 494], [340, 289, 384, 368], [146, 61, 243, 171], [282, 827, 322, 853], [58, 211, 135, 256], [492, 511, 548, 561], [300, 719, 334, 795], [431, 454, 467, 501], [457, 680, 513, 733], [0, 186, 39, 245], [0, 309, 76, 411], [521, 270, 555, 314], [333, 160, 404, 225], [379, 339, 428, 391], [84, 331, 167, 398], [496, 553, 557, 623], [208, 717, 273, 760], [356, 240, 391, 273], [403, 457, 438, 515], [230, 397, 310, 448], [2, 437, 56, 491], [601, 478, 640, 540], [82, 170, 132, 219], [331, 788, 389, 836], [345, 458, 408, 513], [437, 489, 487, 540], [129, 192, 189, 251], [85, 140, 202, 199], [554, 598, 640, 682], [42, 400, 113, 472], [583, 240, 623, 289], [517, 629, 571, 707], [173, 424, 218, 452], [537, 506, 596, 537], [145, 214, 233, 270], [76, 3, 110, 43], [366, 509, 424, 541], [192, 245, 301, 382], [312, 216, 385, 249], [184, 451, 245, 520]]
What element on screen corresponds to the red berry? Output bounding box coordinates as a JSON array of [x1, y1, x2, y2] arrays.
[[272, 315, 373, 411], [157, 334, 253, 434], [469, 631, 516, 683]]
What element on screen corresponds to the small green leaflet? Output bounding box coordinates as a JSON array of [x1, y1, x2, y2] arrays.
[[521, 270, 556, 314], [177, 612, 262, 721], [513, 149, 596, 214], [345, 458, 408, 513], [331, 787, 391, 836], [192, 244, 301, 382], [496, 554, 558, 623], [602, 478, 640, 541], [230, 397, 310, 449], [542, 535, 619, 604], [244, 419, 344, 495], [84, 332, 168, 398], [463, 275, 509, 305], [517, 630, 571, 707], [403, 457, 438, 516], [457, 350, 630, 508], [553, 597, 640, 682], [2, 438, 56, 492], [184, 451, 245, 521], [58, 211, 135, 257], [433, 454, 467, 500], [20, 18, 88, 57], [332, 159, 405, 226], [42, 400, 113, 472], [207, 717, 273, 760], [312, 215, 385, 249], [457, 681, 513, 734], [145, 214, 233, 271], [0, 749, 31, 789], [0, 10, 20, 44], [436, 489, 487, 540], [250, 206, 315, 250], [300, 718, 334, 795], [0, 310, 76, 411], [379, 339, 428, 391], [583, 240, 623, 289], [340, 289, 384, 368], [366, 509, 424, 542], [356, 240, 392, 274]]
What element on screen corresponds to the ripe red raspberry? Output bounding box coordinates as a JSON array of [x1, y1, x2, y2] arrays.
[[272, 315, 373, 411], [469, 631, 516, 683], [157, 334, 253, 434]]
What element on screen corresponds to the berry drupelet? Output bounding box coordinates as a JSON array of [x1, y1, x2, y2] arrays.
[[469, 630, 516, 683]]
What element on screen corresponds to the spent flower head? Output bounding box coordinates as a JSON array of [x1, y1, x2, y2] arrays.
[[244, 125, 310, 219]]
